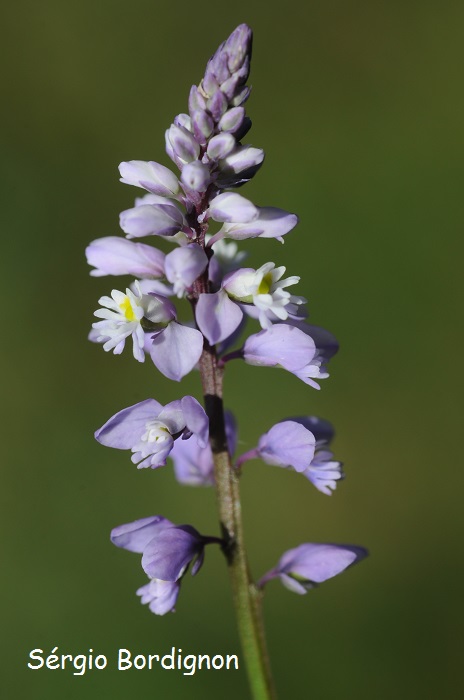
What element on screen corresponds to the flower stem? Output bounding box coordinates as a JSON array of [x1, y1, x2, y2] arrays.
[[198, 341, 277, 700]]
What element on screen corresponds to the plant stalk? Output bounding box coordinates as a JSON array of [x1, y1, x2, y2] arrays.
[[198, 341, 277, 700]]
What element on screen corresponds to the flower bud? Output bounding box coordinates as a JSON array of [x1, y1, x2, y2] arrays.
[[188, 85, 206, 113], [181, 160, 211, 193], [191, 109, 214, 144], [166, 124, 200, 166], [207, 133, 236, 160], [119, 160, 180, 197], [218, 106, 245, 133], [207, 90, 228, 121]]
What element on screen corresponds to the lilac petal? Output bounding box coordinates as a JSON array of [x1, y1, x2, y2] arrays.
[[119, 161, 180, 198], [137, 579, 180, 615], [208, 192, 258, 223], [86, 237, 166, 278], [196, 290, 243, 345], [150, 323, 203, 381], [278, 543, 368, 586], [141, 525, 204, 581], [257, 421, 316, 472], [164, 244, 208, 297], [95, 399, 163, 449], [181, 395, 209, 448], [243, 324, 316, 371], [120, 203, 184, 239], [110, 515, 173, 553]]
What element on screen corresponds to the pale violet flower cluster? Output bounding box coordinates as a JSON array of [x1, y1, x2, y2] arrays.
[[88, 24, 367, 617]]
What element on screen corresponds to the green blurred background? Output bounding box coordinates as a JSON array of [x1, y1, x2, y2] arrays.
[[2, 1, 463, 698]]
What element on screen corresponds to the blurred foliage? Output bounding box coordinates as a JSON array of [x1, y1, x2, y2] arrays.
[[1, 1, 463, 698]]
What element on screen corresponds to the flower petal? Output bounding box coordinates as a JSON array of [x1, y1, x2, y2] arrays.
[[137, 579, 180, 615], [243, 324, 316, 371], [86, 237, 166, 278], [150, 323, 203, 381], [279, 543, 368, 584], [95, 399, 163, 449], [257, 421, 316, 472], [141, 525, 204, 581], [181, 395, 209, 448], [110, 515, 173, 553], [208, 192, 258, 223], [196, 290, 243, 345]]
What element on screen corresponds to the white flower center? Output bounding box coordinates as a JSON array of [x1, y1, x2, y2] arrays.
[[141, 420, 171, 444]]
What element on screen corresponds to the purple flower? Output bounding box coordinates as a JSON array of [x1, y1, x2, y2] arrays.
[[111, 515, 221, 615], [95, 396, 209, 469], [86, 236, 166, 279], [258, 543, 368, 594], [242, 323, 337, 388], [111, 515, 206, 580], [208, 207, 298, 245], [237, 417, 343, 494]]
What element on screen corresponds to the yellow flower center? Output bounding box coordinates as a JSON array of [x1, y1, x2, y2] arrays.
[[119, 296, 137, 322], [257, 272, 273, 295]]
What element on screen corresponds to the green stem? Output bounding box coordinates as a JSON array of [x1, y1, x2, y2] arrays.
[[198, 342, 277, 700]]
